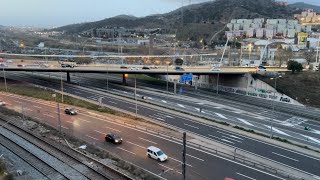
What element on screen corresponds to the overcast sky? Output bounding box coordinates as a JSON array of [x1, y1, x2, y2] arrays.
[[0, 0, 319, 27]]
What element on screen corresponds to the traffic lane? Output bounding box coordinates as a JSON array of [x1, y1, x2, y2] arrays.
[[54, 83, 320, 176], [126, 103, 320, 176], [1, 94, 182, 180], [1, 89, 285, 179], [2, 75, 318, 175]]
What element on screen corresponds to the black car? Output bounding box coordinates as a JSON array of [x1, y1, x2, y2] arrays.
[[120, 65, 128, 69], [142, 66, 150, 70], [64, 108, 77, 115], [175, 67, 185, 71], [61, 64, 74, 68], [105, 133, 122, 144]]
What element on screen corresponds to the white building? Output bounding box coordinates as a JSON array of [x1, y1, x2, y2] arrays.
[[256, 28, 264, 38]]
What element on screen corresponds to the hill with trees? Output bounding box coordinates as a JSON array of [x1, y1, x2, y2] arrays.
[[54, 0, 299, 42], [289, 2, 320, 13]]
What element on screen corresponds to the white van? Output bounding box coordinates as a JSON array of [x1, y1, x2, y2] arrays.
[[147, 146, 168, 162]]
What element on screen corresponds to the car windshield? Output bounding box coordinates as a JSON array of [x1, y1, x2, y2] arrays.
[[156, 150, 164, 156]]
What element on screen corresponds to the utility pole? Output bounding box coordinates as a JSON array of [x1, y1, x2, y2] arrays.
[[2, 66, 7, 91], [57, 103, 61, 135], [182, 132, 186, 180], [134, 74, 138, 116], [60, 71, 64, 103]]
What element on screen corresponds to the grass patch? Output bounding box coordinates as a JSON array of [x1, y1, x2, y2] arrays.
[[254, 72, 320, 108], [0, 159, 13, 180], [0, 81, 146, 123]]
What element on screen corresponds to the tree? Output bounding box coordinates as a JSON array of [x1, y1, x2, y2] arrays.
[[276, 48, 292, 67], [175, 58, 184, 66], [287, 60, 303, 73], [303, 49, 316, 65]]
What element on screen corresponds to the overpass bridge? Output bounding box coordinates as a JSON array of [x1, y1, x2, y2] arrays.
[[1, 64, 287, 85]]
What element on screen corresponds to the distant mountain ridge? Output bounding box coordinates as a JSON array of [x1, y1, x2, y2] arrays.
[[289, 2, 320, 13], [54, 0, 299, 41]]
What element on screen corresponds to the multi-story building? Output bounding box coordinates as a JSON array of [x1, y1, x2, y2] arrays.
[[295, 9, 320, 24]]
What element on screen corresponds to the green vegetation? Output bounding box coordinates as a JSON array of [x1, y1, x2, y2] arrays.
[[287, 60, 303, 73], [254, 72, 320, 108], [0, 160, 13, 180], [0, 82, 146, 122]]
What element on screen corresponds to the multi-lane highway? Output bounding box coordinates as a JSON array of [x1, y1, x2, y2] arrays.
[[0, 93, 288, 180], [2, 71, 320, 179]]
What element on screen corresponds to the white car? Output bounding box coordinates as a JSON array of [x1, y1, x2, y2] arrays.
[[212, 67, 220, 71], [147, 146, 168, 162], [130, 67, 140, 70], [0, 101, 6, 106]]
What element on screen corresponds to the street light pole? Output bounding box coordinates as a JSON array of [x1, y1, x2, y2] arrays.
[[216, 73, 220, 95], [60, 71, 64, 103], [270, 75, 281, 138], [134, 74, 138, 116], [2, 67, 7, 91]]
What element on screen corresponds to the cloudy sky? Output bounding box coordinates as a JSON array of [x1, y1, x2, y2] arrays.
[[0, 0, 319, 27]]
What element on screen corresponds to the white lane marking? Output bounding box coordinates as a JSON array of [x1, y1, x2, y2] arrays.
[[217, 131, 244, 141], [301, 135, 320, 144], [75, 91, 82, 95], [158, 164, 173, 171], [108, 101, 117, 104], [66, 121, 80, 126], [156, 113, 174, 119], [128, 107, 139, 110], [157, 117, 165, 121], [230, 135, 244, 140], [237, 118, 254, 126], [105, 127, 121, 133], [94, 130, 106, 135], [221, 139, 234, 144], [33, 105, 42, 109], [123, 91, 128, 94], [237, 172, 256, 180], [177, 104, 185, 108], [117, 147, 136, 155], [312, 130, 320, 135], [60, 126, 69, 130], [86, 135, 99, 141], [184, 123, 199, 129], [77, 118, 91, 123], [264, 125, 291, 137], [148, 97, 153, 100], [195, 108, 200, 111], [161, 100, 167, 103], [215, 113, 228, 119], [44, 114, 54, 118], [222, 136, 242, 143], [169, 157, 192, 167], [139, 137, 157, 144], [126, 141, 146, 149], [214, 106, 222, 109], [234, 111, 242, 114], [272, 152, 299, 162], [186, 154, 204, 162], [196, 102, 204, 105]]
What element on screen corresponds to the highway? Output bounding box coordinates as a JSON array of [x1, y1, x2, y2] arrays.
[[2, 71, 320, 179], [0, 93, 287, 180], [32, 72, 320, 147]]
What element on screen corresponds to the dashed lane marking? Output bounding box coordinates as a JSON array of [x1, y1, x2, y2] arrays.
[[105, 127, 121, 133], [186, 154, 204, 162], [237, 118, 254, 126], [126, 141, 145, 149], [236, 173, 256, 180], [184, 123, 199, 129], [264, 125, 291, 137], [117, 147, 136, 155], [301, 134, 320, 144], [139, 137, 157, 144], [272, 152, 299, 162], [215, 113, 228, 119], [85, 135, 99, 141], [177, 104, 185, 108]]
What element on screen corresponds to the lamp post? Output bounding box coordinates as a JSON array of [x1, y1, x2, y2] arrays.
[[2, 66, 7, 91], [270, 75, 282, 138], [134, 74, 138, 116]]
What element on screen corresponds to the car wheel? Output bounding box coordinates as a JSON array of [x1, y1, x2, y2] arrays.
[[148, 154, 151, 158], [157, 158, 161, 162]]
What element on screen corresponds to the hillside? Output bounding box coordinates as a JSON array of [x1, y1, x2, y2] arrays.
[[289, 2, 320, 13], [54, 0, 298, 41], [256, 72, 320, 108]]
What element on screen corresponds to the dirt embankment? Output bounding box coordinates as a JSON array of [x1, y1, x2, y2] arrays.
[[255, 71, 320, 108]]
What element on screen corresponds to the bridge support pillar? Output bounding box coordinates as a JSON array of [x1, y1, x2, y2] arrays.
[[174, 80, 177, 95], [67, 72, 71, 83], [122, 73, 127, 85]]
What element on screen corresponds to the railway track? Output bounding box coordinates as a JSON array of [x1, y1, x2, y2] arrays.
[[0, 115, 133, 180]]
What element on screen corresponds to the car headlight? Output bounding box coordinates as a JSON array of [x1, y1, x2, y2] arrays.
[[115, 140, 119, 142]]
